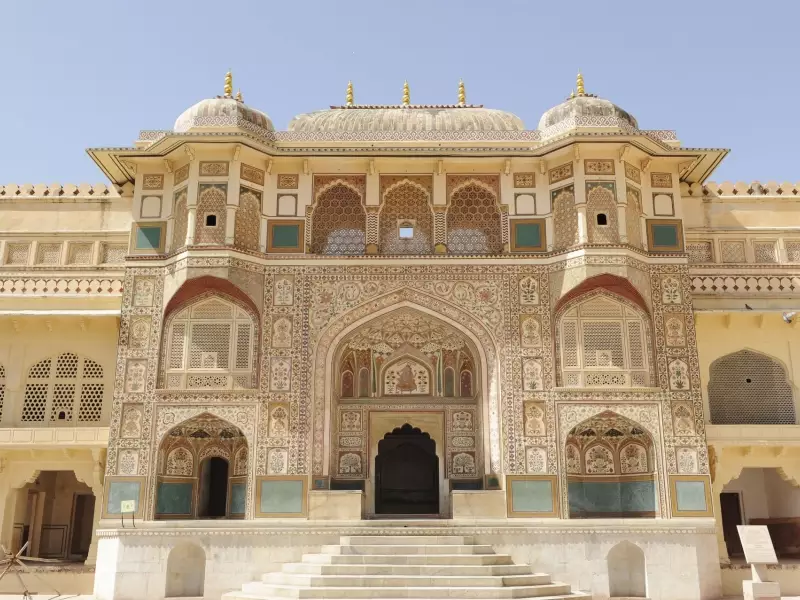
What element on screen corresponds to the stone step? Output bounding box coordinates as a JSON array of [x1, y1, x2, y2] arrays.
[[339, 536, 474, 546], [302, 553, 515, 566], [321, 544, 495, 555], [282, 563, 532, 576], [240, 582, 575, 599], [263, 573, 553, 588], [226, 595, 588, 600]]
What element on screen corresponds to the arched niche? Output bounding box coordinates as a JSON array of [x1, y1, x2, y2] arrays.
[[565, 411, 657, 519], [607, 541, 647, 598], [708, 349, 795, 425], [313, 291, 502, 479], [310, 180, 366, 255], [165, 543, 205, 597], [155, 413, 248, 520]]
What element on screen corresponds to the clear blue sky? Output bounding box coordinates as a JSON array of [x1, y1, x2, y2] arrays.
[[1, 0, 796, 184]]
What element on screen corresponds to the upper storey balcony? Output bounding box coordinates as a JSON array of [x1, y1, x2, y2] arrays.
[[85, 72, 723, 263]]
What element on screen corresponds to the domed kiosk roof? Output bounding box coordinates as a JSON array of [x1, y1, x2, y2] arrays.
[[173, 72, 274, 135], [288, 80, 525, 133], [538, 73, 637, 133]]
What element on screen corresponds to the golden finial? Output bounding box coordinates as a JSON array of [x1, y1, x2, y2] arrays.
[[458, 79, 466, 105], [569, 89, 575, 99], [402, 80, 410, 106], [235, 88, 243, 102], [346, 81, 354, 106], [224, 70, 233, 98], [576, 71, 585, 97]]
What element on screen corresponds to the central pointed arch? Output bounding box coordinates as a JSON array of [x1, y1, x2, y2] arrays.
[[312, 290, 502, 478]]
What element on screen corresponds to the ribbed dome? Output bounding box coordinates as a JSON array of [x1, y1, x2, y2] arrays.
[[288, 105, 525, 133], [538, 95, 637, 131], [174, 97, 274, 134]]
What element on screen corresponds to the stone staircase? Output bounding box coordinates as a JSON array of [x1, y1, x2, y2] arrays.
[[223, 535, 589, 599]]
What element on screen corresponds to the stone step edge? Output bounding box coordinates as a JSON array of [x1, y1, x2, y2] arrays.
[[225, 595, 588, 600], [266, 574, 551, 581]]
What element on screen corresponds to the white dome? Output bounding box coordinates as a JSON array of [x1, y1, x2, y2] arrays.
[[174, 97, 274, 135]]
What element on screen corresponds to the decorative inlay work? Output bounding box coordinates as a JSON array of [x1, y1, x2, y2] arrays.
[[6, 243, 29, 265], [101, 244, 126, 264], [687, 241, 713, 264], [514, 173, 535, 188], [626, 186, 643, 249], [240, 163, 265, 186], [552, 186, 578, 250], [67, 243, 93, 265], [173, 164, 189, 186], [235, 187, 261, 252], [311, 176, 366, 255], [195, 184, 226, 245], [549, 163, 573, 185], [753, 241, 777, 264], [624, 162, 641, 184], [650, 172, 673, 188], [171, 188, 188, 251], [584, 159, 614, 175], [35, 243, 62, 265], [720, 240, 746, 264], [277, 174, 299, 189], [142, 174, 164, 190], [199, 161, 229, 176]]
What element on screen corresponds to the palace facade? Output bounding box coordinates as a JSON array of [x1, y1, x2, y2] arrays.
[[0, 73, 798, 600]]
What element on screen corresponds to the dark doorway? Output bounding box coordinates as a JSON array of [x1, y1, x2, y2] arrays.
[[69, 494, 95, 559], [375, 424, 439, 515], [720, 491, 744, 557], [198, 457, 229, 518]]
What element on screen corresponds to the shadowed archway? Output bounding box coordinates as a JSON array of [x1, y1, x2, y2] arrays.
[[375, 424, 439, 516]]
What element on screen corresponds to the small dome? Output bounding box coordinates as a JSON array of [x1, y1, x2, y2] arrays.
[[174, 97, 274, 135], [288, 105, 525, 133], [538, 94, 637, 132]]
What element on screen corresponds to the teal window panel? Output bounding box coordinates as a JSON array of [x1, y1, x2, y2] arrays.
[[156, 481, 193, 515], [568, 480, 655, 516], [136, 226, 163, 250], [106, 481, 141, 514], [510, 479, 553, 513], [675, 480, 708, 512], [260, 479, 304, 514], [515, 223, 542, 249], [272, 225, 300, 249], [230, 482, 246, 515], [651, 224, 679, 248]]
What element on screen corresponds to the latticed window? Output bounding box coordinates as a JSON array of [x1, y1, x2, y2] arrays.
[[709, 350, 795, 424], [21, 353, 107, 425], [164, 297, 255, 390], [447, 183, 503, 255], [379, 183, 433, 255], [171, 188, 188, 251], [558, 295, 650, 388], [586, 185, 619, 244], [310, 184, 365, 255]]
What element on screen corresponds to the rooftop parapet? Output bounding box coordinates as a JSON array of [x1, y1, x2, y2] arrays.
[[0, 183, 127, 198], [682, 181, 800, 197]]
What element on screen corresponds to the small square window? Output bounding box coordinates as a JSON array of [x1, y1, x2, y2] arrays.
[[399, 225, 414, 239], [205, 214, 217, 227], [596, 213, 608, 226]]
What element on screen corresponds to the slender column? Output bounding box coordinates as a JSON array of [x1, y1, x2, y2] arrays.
[[84, 484, 104, 566], [617, 204, 628, 243], [225, 206, 238, 245], [576, 205, 588, 244], [186, 208, 197, 246]]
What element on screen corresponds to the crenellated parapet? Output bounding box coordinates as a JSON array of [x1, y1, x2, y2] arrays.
[[682, 181, 800, 197], [0, 183, 126, 198]]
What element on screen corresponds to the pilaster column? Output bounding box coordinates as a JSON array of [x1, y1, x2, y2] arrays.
[[433, 206, 447, 253], [617, 204, 628, 244], [260, 216, 269, 253], [84, 484, 104, 566], [365, 207, 379, 254], [576, 205, 588, 244], [186, 208, 197, 246], [225, 206, 238, 245]]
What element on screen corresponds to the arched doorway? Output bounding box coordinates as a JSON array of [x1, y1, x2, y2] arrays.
[[375, 424, 439, 515], [156, 413, 248, 519]]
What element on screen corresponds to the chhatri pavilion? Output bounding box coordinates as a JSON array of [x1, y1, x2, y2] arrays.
[[0, 71, 798, 600]]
